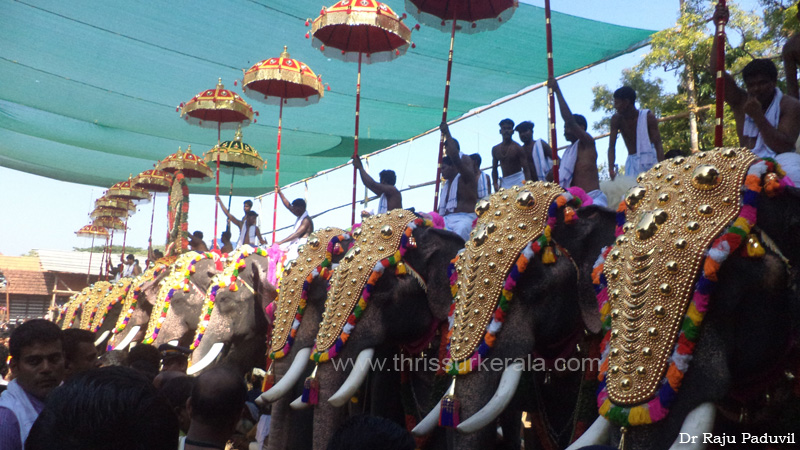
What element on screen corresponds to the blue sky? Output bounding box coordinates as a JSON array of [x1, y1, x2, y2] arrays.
[[0, 0, 763, 256]]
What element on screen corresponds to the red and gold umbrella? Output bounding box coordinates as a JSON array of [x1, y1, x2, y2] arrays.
[[309, 0, 412, 225], [132, 168, 175, 254], [243, 46, 323, 241], [75, 224, 109, 282], [179, 80, 256, 249], [106, 178, 151, 202], [404, 0, 519, 207], [156, 146, 213, 181], [90, 207, 130, 220], [95, 196, 136, 213], [93, 216, 126, 231]]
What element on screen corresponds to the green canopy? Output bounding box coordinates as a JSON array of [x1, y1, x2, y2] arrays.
[[0, 0, 653, 195]]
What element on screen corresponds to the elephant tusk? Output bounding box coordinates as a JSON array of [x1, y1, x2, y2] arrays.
[[290, 395, 311, 410], [94, 330, 110, 347], [668, 402, 715, 450], [412, 392, 447, 436], [565, 415, 611, 449], [187, 342, 225, 376], [114, 325, 141, 351], [168, 340, 179, 346], [328, 348, 375, 407], [257, 347, 312, 405], [456, 361, 523, 434]]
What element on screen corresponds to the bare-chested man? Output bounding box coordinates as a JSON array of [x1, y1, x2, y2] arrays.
[[547, 77, 608, 207], [712, 3, 800, 181], [439, 122, 477, 241], [783, 3, 800, 99], [516, 121, 553, 182], [352, 156, 402, 213], [607, 87, 664, 180], [492, 118, 531, 191]]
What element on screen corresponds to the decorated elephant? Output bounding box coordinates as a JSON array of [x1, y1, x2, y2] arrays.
[[107, 255, 181, 351], [57, 286, 93, 330], [89, 278, 135, 347], [402, 182, 616, 450], [294, 210, 465, 450], [188, 245, 277, 376], [145, 252, 221, 349], [253, 227, 351, 450], [568, 149, 800, 450]]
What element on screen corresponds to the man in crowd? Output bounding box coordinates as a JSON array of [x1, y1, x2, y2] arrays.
[[113, 254, 141, 280], [0, 319, 65, 450], [547, 77, 608, 207], [236, 211, 267, 248], [276, 187, 313, 247], [62, 328, 100, 379], [712, 3, 800, 182], [189, 231, 209, 252], [216, 197, 254, 245], [182, 367, 247, 450], [470, 153, 492, 198], [439, 122, 478, 241], [352, 156, 402, 212], [607, 86, 664, 180], [219, 230, 233, 254], [492, 118, 531, 191], [516, 120, 553, 182]]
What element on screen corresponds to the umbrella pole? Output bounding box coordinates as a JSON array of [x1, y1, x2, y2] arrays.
[[87, 234, 96, 284], [148, 193, 156, 253], [714, 0, 727, 147], [214, 125, 221, 250], [228, 167, 236, 228], [273, 100, 284, 243], [105, 232, 114, 281], [432, 13, 458, 212], [352, 52, 362, 226], [120, 217, 129, 259], [545, 0, 559, 186]]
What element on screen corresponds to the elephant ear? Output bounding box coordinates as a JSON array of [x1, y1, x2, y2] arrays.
[[412, 227, 465, 321], [577, 271, 602, 334]]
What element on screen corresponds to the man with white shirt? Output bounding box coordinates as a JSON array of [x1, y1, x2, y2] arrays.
[[276, 187, 313, 247]]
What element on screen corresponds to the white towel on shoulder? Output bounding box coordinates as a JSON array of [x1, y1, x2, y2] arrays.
[[558, 142, 579, 188], [744, 88, 782, 159]]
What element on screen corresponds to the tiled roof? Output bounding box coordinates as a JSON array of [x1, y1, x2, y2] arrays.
[[0, 270, 52, 296], [0, 256, 42, 271]]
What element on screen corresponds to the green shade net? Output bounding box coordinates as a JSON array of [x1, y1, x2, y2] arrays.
[[0, 0, 653, 196]]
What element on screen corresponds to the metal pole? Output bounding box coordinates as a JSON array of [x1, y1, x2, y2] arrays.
[[433, 16, 458, 212], [545, 0, 559, 185], [714, 0, 727, 147]]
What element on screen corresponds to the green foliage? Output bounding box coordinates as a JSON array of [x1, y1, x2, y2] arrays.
[[590, 0, 798, 153], [73, 245, 153, 256]]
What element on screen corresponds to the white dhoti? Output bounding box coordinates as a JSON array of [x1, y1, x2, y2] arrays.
[[282, 237, 308, 263], [586, 189, 608, 207], [624, 150, 658, 179], [776, 152, 800, 185], [444, 212, 477, 241], [499, 170, 525, 189]]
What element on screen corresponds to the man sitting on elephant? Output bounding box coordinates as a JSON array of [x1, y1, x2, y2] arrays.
[[438, 121, 478, 241]]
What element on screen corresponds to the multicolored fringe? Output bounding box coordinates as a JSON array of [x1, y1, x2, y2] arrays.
[[594, 158, 786, 427], [310, 218, 431, 363], [91, 283, 132, 333], [190, 246, 267, 350], [143, 252, 218, 345]]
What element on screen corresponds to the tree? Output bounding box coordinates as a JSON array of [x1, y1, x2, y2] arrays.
[[591, 0, 794, 155]]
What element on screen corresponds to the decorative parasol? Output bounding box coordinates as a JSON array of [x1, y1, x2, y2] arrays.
[[90, 207, 130, 220], [76, 224, 109, 283], [92, 216, 127, 231], [203, 125, 265, 236], [404, 0, 518, 208], [243, 46, 323, 241], [179, 80, 256, 249], [156, 146, 213, 182], [309, 0, 412, 225], [106, 178, 151, 202], [95, 196, 136, 213], [133, 168, 175, 254]]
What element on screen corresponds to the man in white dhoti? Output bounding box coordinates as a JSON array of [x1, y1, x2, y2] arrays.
[[469, 153, 492, 198], [607, 86, 664, 180], [492, 118, 532, 191], [439, 123, 478, 241], [516, 121, 553, 182], [548, 77, 608, 207], [711, 4, 800, 183], [352, 156, 402, 213], [276, 187, 314, 261]]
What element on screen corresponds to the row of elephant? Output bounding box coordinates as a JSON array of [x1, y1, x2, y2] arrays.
[[56, 149, 800, 450]]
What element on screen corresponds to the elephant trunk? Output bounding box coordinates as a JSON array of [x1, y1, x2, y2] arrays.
[[257, 347, 312, 405], [327, 348, 375, 407], [310, 359, 353, 450]]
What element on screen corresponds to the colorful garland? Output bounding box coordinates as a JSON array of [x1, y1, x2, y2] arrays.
[[111, 264, 167, 337], [91, 281, 132, 333], [310, 218, 431, 363], [191, 246, 267, 350], [594, 158, 787, 427], [269, 233, 349, 360], [84, 283, 113, 330], [143, 252, 218, 345]]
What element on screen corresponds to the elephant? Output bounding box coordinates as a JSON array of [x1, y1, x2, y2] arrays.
[[567, 149, 800, 450], [301, 210, 465, 450], [107, 255, 184, 351], [89, 278, 135, 348], [148, 252, 221, 349], [257, 227, 351, 450], [72, 281, 112, 331], [188, 245, 278, 376], [407, 182, 616, 450], [57, 286, 92, 330]]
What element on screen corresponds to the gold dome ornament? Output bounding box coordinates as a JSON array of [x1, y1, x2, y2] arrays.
[[203, 125, 265, 172]]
